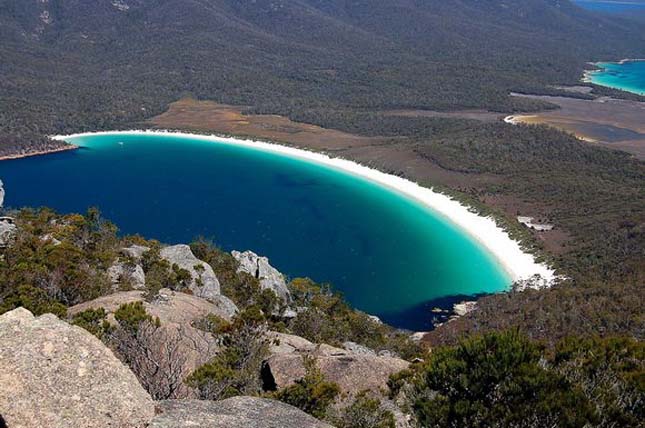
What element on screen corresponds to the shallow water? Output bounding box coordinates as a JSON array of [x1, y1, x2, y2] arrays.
[[587, 60, 645, 96], [0, 133, 511, 330]]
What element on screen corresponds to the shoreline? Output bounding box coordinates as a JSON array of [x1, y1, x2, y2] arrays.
[[581, 59, 645, 96], [53, 129, 556, 287], [0, 144, 78, 161]]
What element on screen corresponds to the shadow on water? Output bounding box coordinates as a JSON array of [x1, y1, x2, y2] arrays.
[[377, 293, 491, 332]]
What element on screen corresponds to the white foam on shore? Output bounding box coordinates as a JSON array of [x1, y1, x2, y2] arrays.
[[53, 129, 556, 287]]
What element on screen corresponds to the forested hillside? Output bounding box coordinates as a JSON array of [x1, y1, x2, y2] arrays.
[[1, 0, 644, 152]]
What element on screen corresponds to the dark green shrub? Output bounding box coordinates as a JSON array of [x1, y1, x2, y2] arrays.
[[412, 330, 596, 428], [71, 307, 112, 338], [333, 391, 395, 428], [0, 284, 67, 317], [273, 355, 340, 419]]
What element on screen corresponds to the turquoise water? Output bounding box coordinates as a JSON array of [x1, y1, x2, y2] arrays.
[[0, 133, 510, 330], [587, 60, 645, 95]]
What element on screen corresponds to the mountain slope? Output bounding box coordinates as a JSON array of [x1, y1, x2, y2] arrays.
[[0, 0, 643, 150]]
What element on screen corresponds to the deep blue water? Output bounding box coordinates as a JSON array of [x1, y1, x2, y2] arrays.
[[0, 133, 510, 330]]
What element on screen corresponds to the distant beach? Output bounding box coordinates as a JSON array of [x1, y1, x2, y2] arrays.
[[583, 59, 645, 96]]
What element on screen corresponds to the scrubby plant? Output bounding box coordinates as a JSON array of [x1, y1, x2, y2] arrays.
[[399, 330, 600, 428], [0, 284, 67, 317], [331, 391, 395, 428], [114, 301, 160, 332], [187, 306, 270, 400], [272, 355, 341, 420], [287, 278, 423, 360], [71, 307, 112, 338], [552, 336, 644, 427], [107, 302, 186, 400]]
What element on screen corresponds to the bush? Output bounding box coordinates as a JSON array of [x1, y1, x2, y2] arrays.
[[332, 391, 395, 428], [0, 284, 67, 317], [187, 307, 269, 400], [71, 307, 112, 338], [287, 278, 423, 359], [114, 301, 159, 332], [552, 336, 644, 427], [273, 355, 341, 420], [412, 330, 596, 428]]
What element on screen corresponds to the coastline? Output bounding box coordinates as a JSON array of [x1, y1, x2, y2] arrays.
[[53, 130, 556, 287], [0, 144, 78, 162], [582, 59, 645, 96]]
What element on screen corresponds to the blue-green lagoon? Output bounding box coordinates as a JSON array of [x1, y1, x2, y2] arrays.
[[585, 59, 645, 95], [0, 132, 518, 330]]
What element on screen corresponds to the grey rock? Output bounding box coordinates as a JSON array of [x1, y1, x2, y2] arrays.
[[107, 261, 146, 290], [69, 289, 238, 398], [409, 332, 428, 342], [368, 314, 383, 324], [281, 308, 298, 319], [0, 308, 155, 428], [381, 399, 415, 428], [161, 244, 220, 299], [41, 233, 62, 246], [343, 341, 376, 356], [121, 244, 150, 260], [0, 217, 17, 248], [453, 300, 477, 317], [232, 250, 290, 302], [0, 179, 4, 208], [265, 332, 409, 400], [151, 397, 333, 428], [377, 349, 396, 358]]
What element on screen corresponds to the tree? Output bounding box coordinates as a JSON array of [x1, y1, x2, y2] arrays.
[[411, 330, 596, 428], [187, 306, 270, 400]]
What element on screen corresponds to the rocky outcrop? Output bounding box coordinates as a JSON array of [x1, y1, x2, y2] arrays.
[[0, 217, 17, 248], [106, 245, 149, 290], [232, 250, 290, 302], [0, 308, 334, 428], [121, 244, 150, 260], [0, 308, 155, 428], [264, 332, 409, 400], [161, 244, 221, 299], [69, 288, 238, 326], [151, 397, 333, 428], [0, 180, 17, 248], [69, 288, 238, 398], [107, 261, 146, 290]]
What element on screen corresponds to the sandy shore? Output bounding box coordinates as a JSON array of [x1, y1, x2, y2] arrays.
[[53, 130, 556, 287], [582, 60, 645, 95], [0, 144, 78, 161]]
